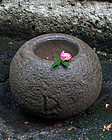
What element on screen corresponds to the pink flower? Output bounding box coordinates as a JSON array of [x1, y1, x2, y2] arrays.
[[60, 51, 72, 61]]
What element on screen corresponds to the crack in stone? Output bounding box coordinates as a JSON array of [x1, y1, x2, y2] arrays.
[[40, 93, 47, 114], [48, 96, 61, 110]]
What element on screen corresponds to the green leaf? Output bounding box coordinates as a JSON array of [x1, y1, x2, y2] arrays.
[[62, 61, 69, 67], [102, 53, 107, 56], [97, 51, 101, 54], [51, 60, 61, 70], [53, 57, 61, 61]]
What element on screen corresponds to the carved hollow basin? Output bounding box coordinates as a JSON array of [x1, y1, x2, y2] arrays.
[[9, 33, 102, 119]]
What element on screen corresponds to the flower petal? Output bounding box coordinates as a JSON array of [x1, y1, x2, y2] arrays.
[[60, 51, 72, 61]]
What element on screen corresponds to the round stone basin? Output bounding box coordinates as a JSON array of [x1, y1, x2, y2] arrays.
[[9, 33, 102, 119], [34, 39, 79, 60]]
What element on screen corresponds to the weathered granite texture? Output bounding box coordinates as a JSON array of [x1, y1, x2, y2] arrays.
[[9, 33, 102, 119], [0, 0, 112, 52]]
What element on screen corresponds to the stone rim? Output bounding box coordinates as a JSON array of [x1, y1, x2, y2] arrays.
[[22, 33, 83, 64]]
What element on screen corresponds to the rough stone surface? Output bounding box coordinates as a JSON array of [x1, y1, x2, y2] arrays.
[[0, 0, 112, 52], [9, 33, 102, 119]]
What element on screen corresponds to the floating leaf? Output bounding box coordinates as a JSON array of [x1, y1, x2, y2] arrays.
[[53, 57, 61, 61], [62, 61, 69, 67], [45, 57, 49, 60], [51, 60, 61, 70]]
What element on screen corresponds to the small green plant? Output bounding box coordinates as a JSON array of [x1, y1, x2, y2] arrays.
[[51, 51, 72, 70], [93, 48, 107, 56]]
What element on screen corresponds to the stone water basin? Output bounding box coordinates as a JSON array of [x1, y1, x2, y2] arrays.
[[9, 34, 102, 119], [0, 36, 111, 139]]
